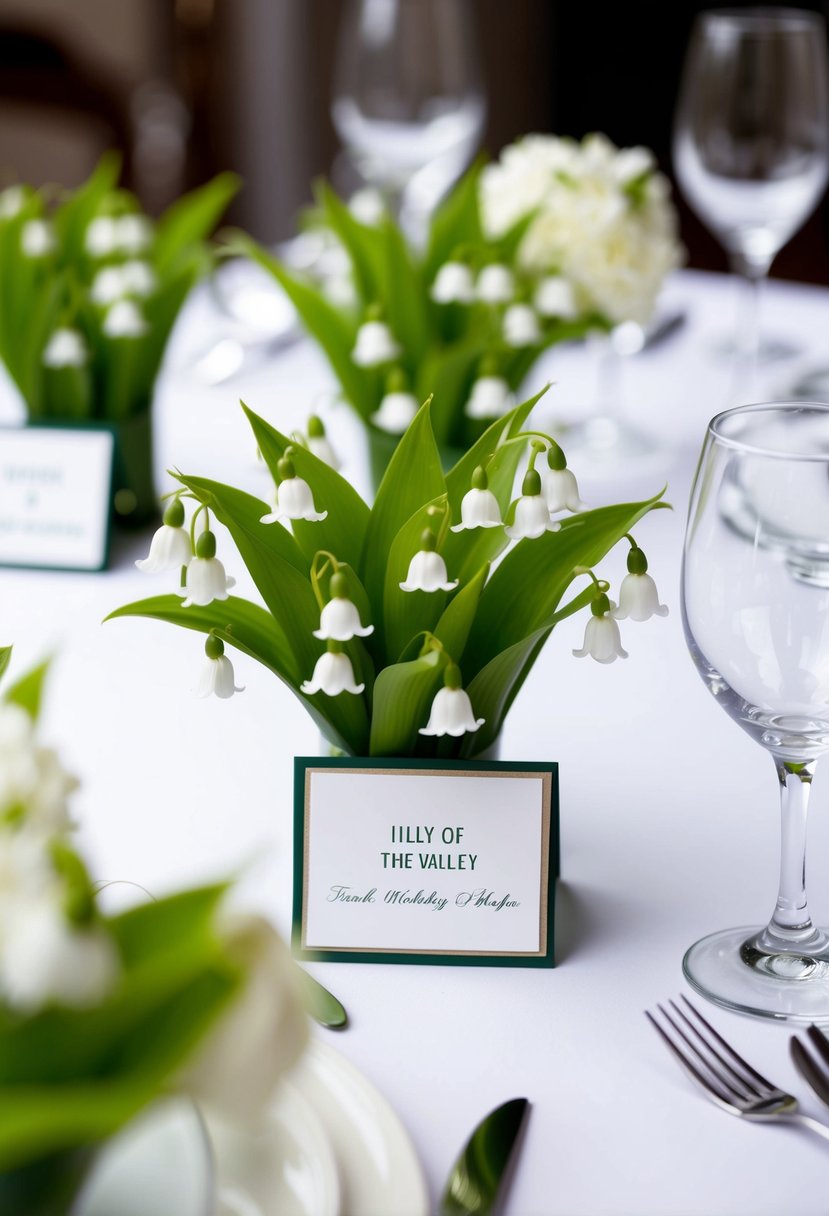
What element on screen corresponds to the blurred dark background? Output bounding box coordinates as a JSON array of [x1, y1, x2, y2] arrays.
[[0, 0, 827, 282]]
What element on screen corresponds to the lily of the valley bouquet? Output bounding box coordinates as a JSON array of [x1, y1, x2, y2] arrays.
[[0, 155, 238, 522], [236, 132, 681, 483], [110, 388, 668, 758], [0, 649, 306, 1216]]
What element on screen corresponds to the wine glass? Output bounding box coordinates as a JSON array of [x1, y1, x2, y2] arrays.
[[673, 10, 829, 389], [331, 0, 486, 239], [682, 401, 829, 1022]]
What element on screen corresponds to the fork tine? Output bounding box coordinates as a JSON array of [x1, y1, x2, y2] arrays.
[[806, 1024, 829, 1070], [645, 1010, 737, 1105], [669, 1000, 763, 1099], [791, 1036, 829, 1107], [681, 995, 776, 1090], [657, 1003, 751, 1102]]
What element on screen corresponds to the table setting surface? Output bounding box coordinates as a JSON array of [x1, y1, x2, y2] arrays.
[[6, 266, 829, 1214]]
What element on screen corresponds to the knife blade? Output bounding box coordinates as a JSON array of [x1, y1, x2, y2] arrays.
[[439, 1097, 529, 1216]]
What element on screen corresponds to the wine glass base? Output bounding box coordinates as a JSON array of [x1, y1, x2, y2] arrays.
[[562, 415, 658, 468], [683, 926, 829, 1024]]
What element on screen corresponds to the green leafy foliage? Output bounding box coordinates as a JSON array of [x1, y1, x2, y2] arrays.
[[0, 158, 238, 422], [111, 399, 668, 760]]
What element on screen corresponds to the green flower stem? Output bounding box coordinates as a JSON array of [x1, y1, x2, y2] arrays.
[[189, 503, 209, 552]]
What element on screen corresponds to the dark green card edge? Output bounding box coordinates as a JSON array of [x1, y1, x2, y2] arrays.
[[292, 756, 559, 969], [0, 420, 116, 573]]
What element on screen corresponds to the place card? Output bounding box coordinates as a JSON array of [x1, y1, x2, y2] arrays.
[[0, 424, 115, 571], [293, 758, 559, 967]]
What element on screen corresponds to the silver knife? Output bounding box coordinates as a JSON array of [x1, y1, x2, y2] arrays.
[[439, 1097, 529, 1216]]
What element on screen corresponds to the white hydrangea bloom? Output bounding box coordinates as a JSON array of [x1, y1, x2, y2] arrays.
[[481, 133, 682, 324], [1, 902, 118, 1012]]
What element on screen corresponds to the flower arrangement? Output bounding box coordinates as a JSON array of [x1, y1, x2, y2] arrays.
[[232, 133, 680, 483], [0, 155, 239, 522], [109, 389, 668, 758], [0, 647, 306, 1215]]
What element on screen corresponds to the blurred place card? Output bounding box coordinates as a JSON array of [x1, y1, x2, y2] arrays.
[[293, 758, 559, 968], [0, 425, 115, 571]]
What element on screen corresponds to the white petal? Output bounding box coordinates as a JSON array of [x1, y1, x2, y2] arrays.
[[85, 216, 118, 257], [612, 572, 669, 622], [21, 220, 55, 258], [301, 651, 364, 696], [181, 557, 232, 607], [135, 524, 191, 572], [431, 262, 475, 304], [103, 300, 148, 338], [465, 376, 513, 420], [506, 495, 559, 540], [308, 436, 340, 470], [399, 550, 458, 593], [42, 328, 87, 368], [534, 276, 579, 319], [573, 614, 628, 663], [503, 304, 541, 347], [313, 597, 373, 641], [371, 392, 419, 434], [450, 487, 504, 532], [476, 264, 515, 304], [352, 321, 401, 366], [276, 477, 327, 521], [419, 687, 484, 737], [544, 467, 585, 513]]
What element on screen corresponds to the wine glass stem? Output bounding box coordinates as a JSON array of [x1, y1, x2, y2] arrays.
[[767, 759, 819, 946], [728, 251, 772, 398]]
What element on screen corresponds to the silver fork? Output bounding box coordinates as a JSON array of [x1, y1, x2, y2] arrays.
[[646, 996, 829, 1143], [791, 1024, 829, 1107]]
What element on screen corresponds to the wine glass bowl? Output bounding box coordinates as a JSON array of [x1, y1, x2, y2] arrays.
[[682, 403, 829, 1020], [331, 0, 486, 229], [673, 9, 829, 374]]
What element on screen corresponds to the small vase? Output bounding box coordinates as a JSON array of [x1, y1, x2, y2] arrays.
[[0, 1145, 97, 1216]]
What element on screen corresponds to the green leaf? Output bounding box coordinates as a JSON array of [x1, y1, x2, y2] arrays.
[[465, 491, 668, 675], [461, 581, 599, 756], [105, 592, 298, 679], [4, 659, 49, 721], [415, 337, 486, 449], [241, 403, 370, 571], [153, 172, 240, 275], [433, 563, 489, 662], [107, 883, 229, 968], [0, 646, 12, 684], [423, 159, 484, 281], [237, 236, 373, 415], [52, 151, 122, 264], [382, 218, 429, 365], [360, 399, 446, 640], [369, 645, 447, 757], [315, 180, 383, 305], [444, 384, 549, 508], [383, 496, 450, 662]]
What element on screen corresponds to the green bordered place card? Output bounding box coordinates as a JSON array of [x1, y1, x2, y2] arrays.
[[293, 757, 559, 968], [0, 423, 115, 571]]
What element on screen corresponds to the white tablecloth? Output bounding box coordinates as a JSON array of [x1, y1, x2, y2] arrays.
[[6, 268, 829, 1215]]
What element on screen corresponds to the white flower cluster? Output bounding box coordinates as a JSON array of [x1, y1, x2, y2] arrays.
[[0, 702, 118, 1013], [480, 133, 682, 325]]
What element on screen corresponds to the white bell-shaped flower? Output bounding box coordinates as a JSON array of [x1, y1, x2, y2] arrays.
[[534, 275, 579, 319], [503, 303, 542, 347], [400, 531, 459, 592], [465, 374, 513, 420], [612, 547, 668, 621], [306, 415, 340, 469], [260, 452, 327, 523], [352, 318, 401, 366], [21, 220, 55, 258], [120, 260, 157, 296], [136, 499, 192, 572], [476, 263, 515, 304], [450, 467, 504, 532], [506, 469, 561, 539], [419, 664, 484, 738], [431, 261, 475, 304], [0, 185, 26, 220], [0, 899, 118, 1013], [116, 214, 153, 254], [573, 594, 628, 664], [180, 529, 235, 607], [314, 572, 374, 640], [301, 642, 365, 696], [85, 216, 119, 257], [323, 273, 359, 310], [196, 636, 244, 699], [544, 446, 586, 513], [348, 187, 386, 226], [102, 299, 148, 338], [90, 266, 126, 306], [371, 374, 419, 433], [42, 328, 87, 368]]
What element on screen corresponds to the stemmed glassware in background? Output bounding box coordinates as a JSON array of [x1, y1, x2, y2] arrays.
[[682, 402, 829, 1022], [331, 0, 486, 240], [673, 9, 829, 396]]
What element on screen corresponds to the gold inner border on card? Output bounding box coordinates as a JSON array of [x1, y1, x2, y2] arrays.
[[302, 767, 552, 957]]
